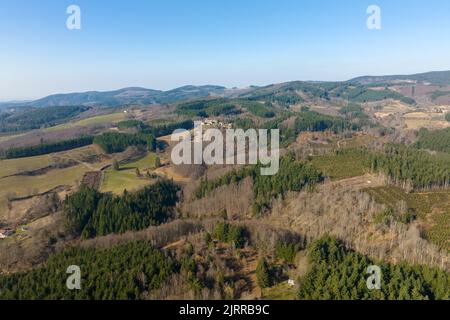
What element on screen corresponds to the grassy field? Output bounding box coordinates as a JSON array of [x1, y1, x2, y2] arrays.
[[311, 151, 370, 180], [121, 152, 158, 171], [58, 145, 106, 166], [405, 118, 450, 130], [403, 112, 450, 130], [262, 282, 297, 300], [0, 145, 109, 215], [100, 152, 157, 195], [0, 145, 105, 179], [365, 186, 450, 251], [0, 133, 26, 143], [44, 112, 127, 132], [0, 164, 88, 214], [0, 143, 158, 215], [0, 154, 52, 178]]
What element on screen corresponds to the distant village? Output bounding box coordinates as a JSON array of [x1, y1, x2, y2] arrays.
[[199, 118, 233, 130]]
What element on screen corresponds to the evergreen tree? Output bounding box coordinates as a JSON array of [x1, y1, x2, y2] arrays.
[[297, 237, 450, 300], [4, 136, 94, 159], [63, 180, 180, 238], [256, 258, 271, 289]]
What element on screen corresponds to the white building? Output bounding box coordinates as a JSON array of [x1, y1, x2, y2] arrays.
[[0, 229, 14, 239]]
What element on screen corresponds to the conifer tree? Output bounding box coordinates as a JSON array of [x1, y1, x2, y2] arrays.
[[256, 258, 271, 289]]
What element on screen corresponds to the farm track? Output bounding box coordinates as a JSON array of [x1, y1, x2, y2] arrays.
[[325, 173, 384, 191]]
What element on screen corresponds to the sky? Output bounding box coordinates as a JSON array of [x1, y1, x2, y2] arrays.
[[1, 0, 450, 101]]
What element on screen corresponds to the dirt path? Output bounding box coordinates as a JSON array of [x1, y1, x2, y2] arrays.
[[162, 239, 186, 250], [154, 165, 191, 183], [326, 173, 384, 191], [65, 157, 97, 171]]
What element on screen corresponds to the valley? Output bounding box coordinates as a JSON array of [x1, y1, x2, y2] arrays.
[[0, 71, 450, 300]]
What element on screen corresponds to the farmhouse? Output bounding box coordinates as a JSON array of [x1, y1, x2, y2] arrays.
[[199, 118, 233, 129]]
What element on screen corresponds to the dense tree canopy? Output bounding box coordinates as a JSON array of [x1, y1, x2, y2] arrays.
[[252, 156, 324, 213], [176, 99, 240, 117], [117, 119, 147, 130], [0, 242, 175, 300], [241, 101, 276, 118], [0, 106, 88, 133], [341, 87, 416, 105], [263, 110, 363, 146], [293, 110, 356, 133], [298, 237, 450, 300], [369, 144, 450, 189], [339, 103, 368, 120], [64, 180, 180, 239], [144, 119, 194, 138], [415, 128, 450, 153], [3, 136, 94, 159], [212, 222, 248, 249], [94, 132, 156, 154]]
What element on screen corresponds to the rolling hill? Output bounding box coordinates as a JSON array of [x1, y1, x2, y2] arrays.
[[350, 70, 450, 85], [0, 85, 227, 109], [3, 70, 450, 111]]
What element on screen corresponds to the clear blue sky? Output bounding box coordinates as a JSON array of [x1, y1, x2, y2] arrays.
[[1, 0, 450, 100]]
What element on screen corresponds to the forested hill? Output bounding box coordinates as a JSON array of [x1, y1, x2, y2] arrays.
[[4, 70, 442, 109], [350, 70, 450, 85], [0, 105, 88, 132], [0, 85, 227, 109]]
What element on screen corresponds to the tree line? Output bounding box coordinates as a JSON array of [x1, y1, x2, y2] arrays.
[[93, 132, 156, 154], [117, 119, 147, 130], [0, 105, 88, 133], [415, 127, 450, 153], [369, 144, 450, 190], [64, 180, 180, 239], [144, 119, 194, 137], [264, 110, 362, 147], [3, 136, 94, 159], [342, 87, 416, 105], [118, 119, 195, 138], [176, 99, 240, 117]]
